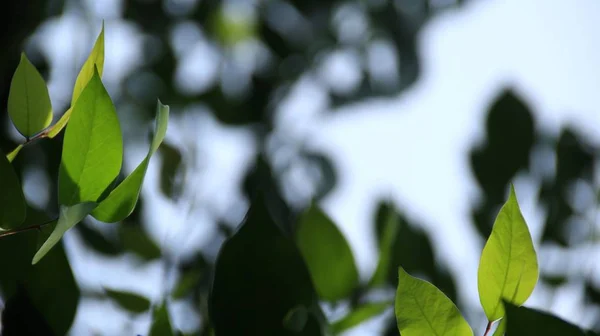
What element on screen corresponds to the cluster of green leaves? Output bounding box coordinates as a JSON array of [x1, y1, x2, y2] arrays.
[[207, 185, 599, 335], [0, 24, 171, 334]]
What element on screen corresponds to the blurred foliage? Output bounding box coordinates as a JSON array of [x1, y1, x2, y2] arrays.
[[0, 0, 599, 334]]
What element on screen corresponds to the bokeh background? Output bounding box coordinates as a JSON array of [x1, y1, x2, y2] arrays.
[[1, 0, 600, 335]]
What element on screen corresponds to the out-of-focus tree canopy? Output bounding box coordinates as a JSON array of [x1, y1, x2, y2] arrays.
[[0, 0, 598, 335]]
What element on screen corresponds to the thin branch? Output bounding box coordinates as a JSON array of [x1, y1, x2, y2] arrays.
[[483, 320, 493, 336], [0, 218, 57, 239], [23, 129, 50, 146]]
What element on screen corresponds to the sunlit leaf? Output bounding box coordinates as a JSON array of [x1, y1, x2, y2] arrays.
[[504, 302, 594, 335], [47, 107, 71, 139], [105, 288, 151, 314], [6, 144, 23, 162], [32, 202, 96, 264], [477, 185, 538, 321], [210, 191, 323, 335], [331, 301, 391, 334], [149, 302, 174, 336], [7, 53, 53, 137], [395, 267, 473, 336], [91, 100, 168, 222], [295, 204, 359, 302], [72, 22, 105, 106], [48, 23, 104, 139], [0, 148, 26, 229], [58, 67, 123, 206]]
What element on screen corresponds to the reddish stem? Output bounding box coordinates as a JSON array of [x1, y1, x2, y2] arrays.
[[483, 321, 493, 336]]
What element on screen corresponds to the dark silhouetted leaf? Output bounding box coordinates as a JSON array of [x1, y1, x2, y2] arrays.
[[210, 191, 323, 335], [1, 286, 55, 336], [283, 305, 309, 333], [369, 203, 400, 288], [0, 148, 26, 229], [0, 207, 79, 335], [159, 141, 184, 200], [75, 220, 121, 256], [149, 302, 174, 336], [505, 302, 594, 335], [118, 223, 162, 260], [172, 268, 203, 300], [105, 288, 151, 314]]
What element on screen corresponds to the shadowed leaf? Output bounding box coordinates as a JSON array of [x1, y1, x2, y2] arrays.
[[8, 53, 52, 137], [105, 288, 151, 314], [0, 148, 26, 229]]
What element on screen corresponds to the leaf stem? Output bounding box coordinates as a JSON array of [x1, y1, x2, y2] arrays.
[[483, 320, 493, 336], [0, 218, 57, 239], [5, 129, 50, 162]]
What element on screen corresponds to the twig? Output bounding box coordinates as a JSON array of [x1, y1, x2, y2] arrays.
[[23, 129, 50, 146], [483, 320, 493, 336], [0, 218, 57, 239]]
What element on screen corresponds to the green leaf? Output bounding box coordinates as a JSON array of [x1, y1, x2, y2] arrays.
[[504, 302, 593, 335], [72, 22, 104, 107], [295, 203, 359, 302], [149, 302, 174, 336], [6, 144, 23, 162], [75, 221, 122, 255], [492, 317, 506, 336], [47, 107, 71, 139], [0, 206, 79, 335], [395, 267, 473, 336], [8, 53, 53, 137], [0, 148, 26, 229], [331, 301, 391, 334], [477, 185, 539, 321], [369, 203, 400, 288], [172, 268, 203, 300], [158, 141, 184, 200], [283, 306, 309, 333], [32, 202, 96, 264], [58, 67, 123, 206], [104, 288, 151, 314], [47, 23, 104, 139], [91, 100, 168, 222], [118, 223, 162, 260], [210, 191, 323, 335]]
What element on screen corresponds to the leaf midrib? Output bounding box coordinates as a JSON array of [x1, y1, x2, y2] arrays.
[[492, 209, 515, 319], [68, 90, 99, 204]]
